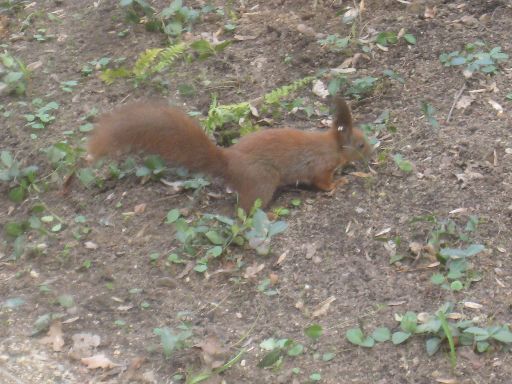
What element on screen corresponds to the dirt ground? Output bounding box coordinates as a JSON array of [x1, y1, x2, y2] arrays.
[[1, 0, 512, 383]]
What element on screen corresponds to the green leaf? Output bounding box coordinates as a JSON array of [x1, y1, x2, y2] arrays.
[[153, 327, 175, 358], [400, 312, 418, 333], [491, 327, 512, 343], [403, 33, 416, 45], [58, 294, 75, 308], [450, 56, 466, 66], [257, 349, 282, 368], [322, 352, 335, 361], [205, 230, 224, 245], [346, 328, 374, 347], [194, 264, 208, 273], [304, 324, 323, 340], [3, 297, 25, 309], [260, 338, 277, 351], [310, 373, 321, 381], [440, 244, 485, 258], [391, 331, 411, 344], [431, 273, 445, 285], [426, 337, 442, 356], [165, 209, 181, 224], [206, 246, 223, 257], [371, 327, 391, 342], [287, 343, 304, 356], [1, 150, 13, 167], [268, 220, 288, 237], [77, 168, 96, 186], [392, 154, 413, 173], [450, 280, 463, 291], [9, 186, 25, 203], [5, 222, 24, 237], [476, 341, 489, 352]]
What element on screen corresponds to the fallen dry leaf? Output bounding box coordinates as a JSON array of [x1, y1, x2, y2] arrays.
[[455, 95, 473, 109], [40, 321, 65, 352], [424, 6, 437, 18], [464, 301, 483, 310], [196, 335, 228, 370], [312, 80, 329, 99], [269, 273, 279, 285], [375, 227, 392, 237], [81, 354, 119, 370], [134, 203, 146, 214], [122, 356, 146, 383], [449, 207, 468, 214], [435, 378, 458, 384], [69, 333, 101, 360], [488, 99, 503, 115], [350, 171, 372, 178], [84, 241, 98, 250], [274, 250, 289, 267], [305, 243, 317, 260], [244, 263, 265, 279], [312, 296, 336, 318]]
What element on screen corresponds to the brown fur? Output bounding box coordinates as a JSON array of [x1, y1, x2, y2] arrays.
[[87, 97, 371, 211]]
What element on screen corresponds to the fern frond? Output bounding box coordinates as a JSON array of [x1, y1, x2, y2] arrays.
[[204, 96, 251, 133], [132, 48, 163, 79], [154, 42, 187, 73], [263, 76, 316, 105], [99, 67, 131, 85]]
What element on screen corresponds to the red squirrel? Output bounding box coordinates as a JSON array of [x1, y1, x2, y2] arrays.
[[87, 97, 371, 211]]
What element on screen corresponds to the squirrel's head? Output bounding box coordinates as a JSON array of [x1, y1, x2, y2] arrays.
[[332, 96, 372, 164], [340, 127, 372, 162]]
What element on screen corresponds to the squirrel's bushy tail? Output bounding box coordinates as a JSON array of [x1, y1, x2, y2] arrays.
[[87, 102, 227, 178]]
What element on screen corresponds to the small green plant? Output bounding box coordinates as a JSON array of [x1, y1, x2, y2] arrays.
[[392, 154, 413, 173], [24, 99, 59, 130], [120, 0, 202, 37], [413, 215, 484, 291], [100, 42, 189, 85], [421, 101, 439, 128], [165, 200, 287, 273], [317, 34, 350, 52], [0, 51, 31, 95], [33, 28, 53, 42], [263, 76, 316, 105], [346, 76, 378, 99], [153, 322, 193, 359], [346, 303, 512, 363], [0, 150, 38, 203], [257, 337, 304, 368], [81, 57, 112, 76], [59, 80, 78, 93], [440, 42, 508, 75]]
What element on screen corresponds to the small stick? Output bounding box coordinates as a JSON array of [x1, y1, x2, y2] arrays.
[[446, 83, 466, 123]]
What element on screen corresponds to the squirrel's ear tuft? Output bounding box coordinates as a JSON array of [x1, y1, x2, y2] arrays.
[[332, 97, 353, 139]]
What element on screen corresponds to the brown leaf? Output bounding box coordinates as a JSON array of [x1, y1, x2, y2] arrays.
[[134, 203, 146, 214], [312, 296, 336, 318], [40, 321, 65, 352], [196, 336, 228, 370], [424, 6, 437, 18], [350, 171, 372, 178], [69, 333, 101, 360], [81, 354, 119, 370], [244, 263, 265, 279], [455, 95, 474, 109], [274, 250, 289, 267], [122, 356, 146, 383]]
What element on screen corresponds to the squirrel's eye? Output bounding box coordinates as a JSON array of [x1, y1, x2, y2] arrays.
[[357, 142, 365, 149]]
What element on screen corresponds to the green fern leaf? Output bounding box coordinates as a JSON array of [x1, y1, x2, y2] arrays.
[[263, 76, 316, 104], [154, 42, 187, 73], [132, 48, 163, 79]]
